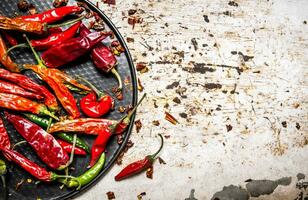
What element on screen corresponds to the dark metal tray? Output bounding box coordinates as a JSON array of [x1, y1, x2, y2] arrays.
[[0, 0, 137, 199]]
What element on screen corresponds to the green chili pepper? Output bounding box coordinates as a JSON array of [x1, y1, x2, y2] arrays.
[[0, 159, 7, 200], [23, 113, 90, 152], [66, 153, 105, 190]]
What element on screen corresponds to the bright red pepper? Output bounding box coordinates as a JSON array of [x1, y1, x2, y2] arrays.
[[88, 127, 112, 168], [0, 34, 20, 73], [57, 139, 87, 156], [115, 134, 164, 181], [79, 24, 123, 94], [0, 68, 59, 112], [1, 31, 18, 46], [17, 6, 83, 24], [0, 118, 10, 149], [0, 80, 43, 100], [41, 31, 111, 68], [6, 113, 68, 170], [79, 77, 114, 118]]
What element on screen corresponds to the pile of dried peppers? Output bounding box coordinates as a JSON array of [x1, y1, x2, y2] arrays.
[[0, 2, 161, 196]]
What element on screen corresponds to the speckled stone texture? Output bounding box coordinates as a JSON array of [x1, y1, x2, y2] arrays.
[[76, 0, 307, 199]]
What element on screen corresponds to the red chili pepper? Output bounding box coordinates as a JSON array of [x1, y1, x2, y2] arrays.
[[0, 93, 58, 120], [115, 134, 163, 181], [88, 127, 112, 168], [17, 6, 83, 24], [0, 34, 20, 72], [0, 68, 59, 112], [13, 22, 81, 50], [79, 24, 122, 93], [57, 139, 87, 156], [79, 77, 114, 118], [1, 31, 18, 46], [0, 80, 43, 100], [48, 27, 63, 34], [0, 117, 10, 149], [6, 113, 69, 170], [41, 31, 111, 68]]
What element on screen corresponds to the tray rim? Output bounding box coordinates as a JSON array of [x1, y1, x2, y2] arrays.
[[53, 1, 138, 199]]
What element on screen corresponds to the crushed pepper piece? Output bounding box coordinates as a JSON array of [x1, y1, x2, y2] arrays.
[[137, 192, 146, 200], [146, 166, 153, 179], [137, 78, 144, 92], [106, 191, 115, 200], [136, 62, 149, 73], [134, 119, 142, 133], [158, 156, 166, 164], [152, 120, 160, 126], [165, 111, 178, 125]]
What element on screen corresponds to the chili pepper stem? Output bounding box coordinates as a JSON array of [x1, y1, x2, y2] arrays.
[[47, 117, 53, 132], [59, 134, 77, 170], [149, 134, 164, 160], [48, 16, 85, 29], [111, 68, 122, 92], [12, 140, 27, 150], [5, 43, 28, 57], [23, 35, 44, 67], [76, 76, 105, 98], [40, 108, 59, 121]]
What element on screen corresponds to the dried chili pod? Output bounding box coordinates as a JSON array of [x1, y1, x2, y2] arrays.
[[0, 80, 43, 100], [6, 113, 69, 170], [0, 34, 20, 72], [115, 134, 163, 181], [79, 24, 123, 93], [57, 140, 87, 156]]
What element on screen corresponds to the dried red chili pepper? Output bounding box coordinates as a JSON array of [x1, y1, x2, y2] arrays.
[[11, 22, 81, 50], [17, 6, 83, 24], [79, 77, 114, 118], [79, 24, 123, 93], [0, 34, 20, 72], [0, 68, 59, 112], [57, 140, 86, 156], [1, 31, 18, 46], [88, 127, 112, 168], [41, 30, 111, 68], [0, 80, 43, 100], [6, 113, 69, 170], [0, 93, 58, 120], [115, 134, 163, 181], [0, 117, 10, 149]]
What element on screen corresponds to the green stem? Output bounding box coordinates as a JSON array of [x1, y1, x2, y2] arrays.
[[149, 134, 164, 159], [111, 68, 122, 92], [5, 43, 28, 56], [48, 16, 84, 28], [40, 108, 59, 121], [23, 34, 44, 67], [47, 117, 53, 132], [76, 76, 105, 98]]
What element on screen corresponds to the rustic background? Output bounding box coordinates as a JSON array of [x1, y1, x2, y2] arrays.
[[77, 0, 307, 199]]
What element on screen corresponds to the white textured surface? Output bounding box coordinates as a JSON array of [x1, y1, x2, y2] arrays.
[[77, 0, 308, 199]]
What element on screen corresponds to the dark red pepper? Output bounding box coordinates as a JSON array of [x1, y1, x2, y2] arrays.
[[88, 127, 112, 168], [115, 134, 163, 181], [0, 68, 59, 112], [79, 77, 114, 118], [6, 113, 69, 170], [17, 6, 83, 24], [0, 80, 43, 100], [0, 117, 10, 149], [41, 31, 111, 68], [79, 24, 123, 94], [57, 139, 87, 156], [1, 31, 18, 46]]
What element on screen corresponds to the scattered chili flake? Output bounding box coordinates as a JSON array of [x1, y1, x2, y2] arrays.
[[126, 37, 135, 43], [126, 104, 133, 113], [152, 120, 160, 126], [134, 119, 142, 133], [226, 124, 233, 132], [117, 134, 124, 145], [281, 121, 287, 128], [137, 78, 144, 92], [128, 9, 137, 16], [16, 179, 25, 190], [137, 192, 146, 200], [179, 113, 187, 118], [102, 0, 116, 5], [164, 135, 171, 139], [146, 166, 153, 179], [111, 41, 125, 56], [17, 0, 29, 12], [128, 16, 142, 29], [296, 122, 300, 130], [106, 191, 115, 200], [173, 97, 181, 104], [136, 62, 149, 73], [124, 77, 131, 85], [158, 156, 166, 164], [53, 0, 68, 8], [116, 140, 134, 165], [28, 4, 37, 15], [165, 112, 178, 125], [118, 106, 126, 113]]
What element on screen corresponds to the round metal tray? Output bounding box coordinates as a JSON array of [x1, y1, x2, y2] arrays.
[[0, 0, 137, 199]]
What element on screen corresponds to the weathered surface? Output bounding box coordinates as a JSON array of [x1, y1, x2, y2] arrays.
[[77, 0, 308, 199]]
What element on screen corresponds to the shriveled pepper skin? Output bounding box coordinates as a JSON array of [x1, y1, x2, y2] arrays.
[[89, 128, 112, 167], [31, 21, 81, 50], [0, 34, 20, 72], [0, 118, 10, 149], [17, 6, 82, 24], [80, 92, 114, 118], [0, 93, 48, 115], [0, 68, 58, 111], [48, 118, 116, 135], [2, 148, 53, 182], [0, 80, 43, 100], [6, 113, 69, 170], [41, 31, 111, 68], [0, 16, 47, 35], [91, 45, 117, 73]]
